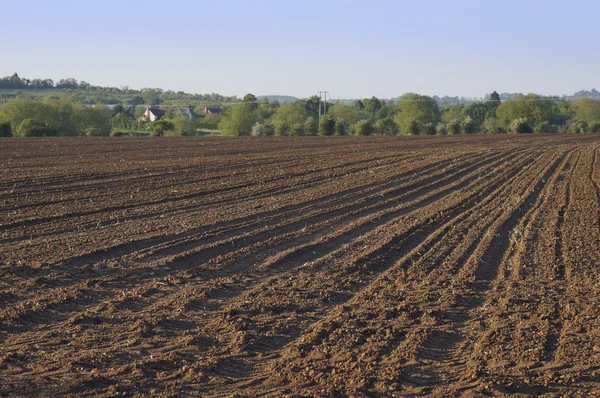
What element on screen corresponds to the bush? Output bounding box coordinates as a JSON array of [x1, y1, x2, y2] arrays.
[[588, 121, 600, 133], [435, 123, 447, 135], [15, 119, 54, 137], [447, 119, 461, 135], [318, 115, 335, 136], [407, 119, 420, 135], [374, 118, 398, 136], [482, 117, 505, 134], [0, 121, 12, 137], [303, 117, 318, 136], [289, 123, 305, 136], [354, 120, 374, 136], [461, 116, 478, 134], [250, 122, 275, 136], [274, 122, 289, 136], [569, 120, 588, 134], [423, 122, 436, 136], [110, 130, 127, 137], [534, 121, 551, 133], [511, 118, 534, 134], [150, 120, 175, 136], [334, 119, 348, 136]]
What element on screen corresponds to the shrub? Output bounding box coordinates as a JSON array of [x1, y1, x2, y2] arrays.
[[482, 117, 505, 134], [588, 121, 600, 133], [303, 117, 318, 136], [511, 118, 534, 134], [289, 123, 305, 136], [447, 119, 461, 135], [407, 119, 420, 135], [274, 121, 289, 136], [569, 120, 588, 134], [0, 121, 12, 137], [110, 130, 126, 137], [423, 122, 436, 136], [318, 115, 335, 136], [374, 118, 398, 136], [354, 120, 374, 136], [250, 121, 275, 136], [461, 116, 478, 134], [334, 119, 348, 136], [435, 123, 447, 135], [534, 121, 551, 133], [15, 119, 53, 137], [150, 120, 175, 136]]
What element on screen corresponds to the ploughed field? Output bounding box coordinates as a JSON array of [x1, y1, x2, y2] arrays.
[[1, 135, 600, 397]]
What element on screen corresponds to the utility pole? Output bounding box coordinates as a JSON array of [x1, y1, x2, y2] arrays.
[[318, 90, 329, 123]]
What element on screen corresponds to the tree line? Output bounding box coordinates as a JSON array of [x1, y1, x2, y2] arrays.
[[0, 73, 237, 105], [1, 92, 600, 138], [218, 92, 600, 136], [0, 98, 224, 137]]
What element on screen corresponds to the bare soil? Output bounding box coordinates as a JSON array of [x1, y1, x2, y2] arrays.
[[1, 135, 600, 397]]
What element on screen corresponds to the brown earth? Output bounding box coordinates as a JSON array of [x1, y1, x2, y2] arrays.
[[1, 134, 600, 397]]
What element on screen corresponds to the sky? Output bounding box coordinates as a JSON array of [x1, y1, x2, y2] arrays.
[[1, 0, 599, 99]]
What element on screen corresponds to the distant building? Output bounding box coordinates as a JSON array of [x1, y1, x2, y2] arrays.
[[203, 106, 223, 115], [176, 106, 199, 120], [143, 107, 166, 121]]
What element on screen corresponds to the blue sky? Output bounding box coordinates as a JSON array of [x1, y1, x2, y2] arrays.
[[1, 0, 599, 99]]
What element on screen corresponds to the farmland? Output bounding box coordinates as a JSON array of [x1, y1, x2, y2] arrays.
[[1, 135, 600, 396]]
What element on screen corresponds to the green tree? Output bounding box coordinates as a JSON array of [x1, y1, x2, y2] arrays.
[[218, 103, 259, 136], [435, 123, 447, 135], [150, 119, 175, 136], [243, 93, 257, 103], [496, 94, 555, 130], [588, 121, 600, 133], [270, 103, 308, 134], [395, 93, 440, 135], [143, 89, 161, 105], [408, 119, 420, 135], [303, 116, 318, 136], [274, 121, 289, 136], [363, 96, 382, 117], [464, 102, 495, 127], [197, 113, 222, 130], [257, 100, 279, 120], [318, 115, 335, 136], [569, 120, 588, 134], [0, 98, 50, 128], [75, 106, 112, 136], [289, 123, 305, 136], [15, 119, 55, 137], [489, 91, 501, 107], [461, 116, 478, 134], [250, 121, 275, 136], [374, 117, 398, 136], [447, 119, 461, 135], [334, 119, 348, 136], [354, 120, 374, 136], [483, 117, 504, 134], [134, 106, 146, 119], [169, 115, 195, 136], [327, 104, 361, 125], [572, 97, 600, 123], [422, 122, 436, 135], [442, 104, 465, 124], [304, 96, 321, 116]]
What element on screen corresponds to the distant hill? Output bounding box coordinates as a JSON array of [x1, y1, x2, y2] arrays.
[[257, 95, 299, 104]]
